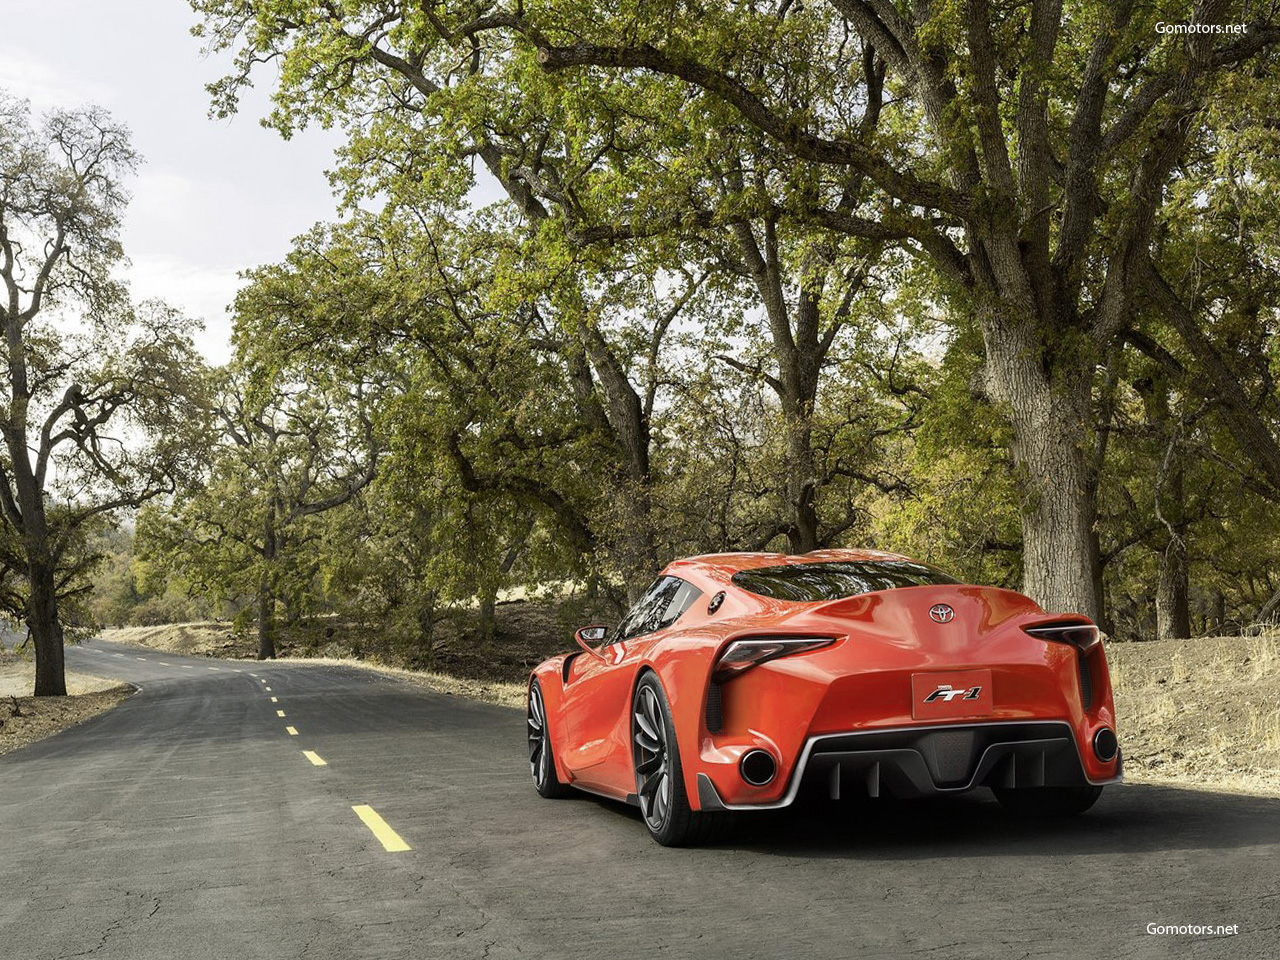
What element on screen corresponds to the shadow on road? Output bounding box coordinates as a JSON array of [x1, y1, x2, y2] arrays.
[[575, 782, 1280, 859]]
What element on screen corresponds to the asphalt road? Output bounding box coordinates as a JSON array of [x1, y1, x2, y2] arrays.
[[0, 639, 1276, 960]]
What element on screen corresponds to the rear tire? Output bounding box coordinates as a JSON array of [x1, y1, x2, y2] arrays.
[[632, 673, 729, 846], [528, 679, 572, 799], [993, 784, 1103, 817]]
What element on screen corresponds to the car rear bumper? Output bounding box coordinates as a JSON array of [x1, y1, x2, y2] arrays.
[[695, 719, 1124, 812]]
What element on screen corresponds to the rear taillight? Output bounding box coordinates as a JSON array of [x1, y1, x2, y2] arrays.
[[712, 636, 836, 681], [1023, 620, 1101, 652]]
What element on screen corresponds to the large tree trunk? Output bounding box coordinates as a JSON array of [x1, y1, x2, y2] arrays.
[[616, 478, 658, 602], [1155, 427, 1192, 641], [983, 319, 1101, 620], [578, 323, 657, 600], [257, 508, 278, 660], [13, 435, 67, 695], [783, 418, 821, 553], [29, 557, 67, 697], [781, 269, 825, 554], [732, 223, 827, 554], [254, 586, 275, 660], [1156, 538, 1191, 640], [1211, 589, 1228, 635]]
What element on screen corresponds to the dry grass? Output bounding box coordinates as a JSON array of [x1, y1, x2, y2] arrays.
[[99, 599, 609, 685], [1108, 634, 1280, 796], [1248, 706, 1280, 753], [0, 648, 126, 698], [1247, 636, 1279, 680], [98, 622, 244, 658]]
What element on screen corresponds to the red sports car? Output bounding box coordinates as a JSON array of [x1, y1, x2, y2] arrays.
[[526, 549, 1122, 845]]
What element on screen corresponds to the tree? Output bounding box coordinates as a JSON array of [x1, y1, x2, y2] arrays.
[[228, 212, 608, 588], [189, 0, 1280, 620], [187, 0, 924, 566], [0, 94, 205, 695], [508, 0, 1280, 621], [146, 359, 379, 660], [1106, 66, 1280, 636]]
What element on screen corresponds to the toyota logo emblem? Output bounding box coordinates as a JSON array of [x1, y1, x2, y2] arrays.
[[929, 603, 955, 624]]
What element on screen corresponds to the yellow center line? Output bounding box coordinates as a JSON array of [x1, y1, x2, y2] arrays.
[[286, 726, 299, 735], [302, 750, 326, 766], [352, 805, 411, 852], [277, 710, 286, 717], [270, 697, 278, 703]]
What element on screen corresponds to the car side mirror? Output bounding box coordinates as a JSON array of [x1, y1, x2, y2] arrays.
[[575, 625, 610, 660]]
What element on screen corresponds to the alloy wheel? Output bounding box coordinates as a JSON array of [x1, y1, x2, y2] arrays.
[[528, 683, 549, 788], [633, 683, 672, 830]]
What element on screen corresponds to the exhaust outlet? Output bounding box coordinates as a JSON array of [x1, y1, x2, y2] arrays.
[[1093, 727, 1119, 762], [740, 749, 777, 786]]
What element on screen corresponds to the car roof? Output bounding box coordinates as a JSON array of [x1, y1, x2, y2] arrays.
[[665, 548, 917, 587]]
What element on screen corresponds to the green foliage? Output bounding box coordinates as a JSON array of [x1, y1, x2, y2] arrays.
[[128, 0, 1280, 648]]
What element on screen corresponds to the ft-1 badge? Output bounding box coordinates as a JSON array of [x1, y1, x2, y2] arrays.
[[911, 669, 994, 719], [923, 683, 983, 702]]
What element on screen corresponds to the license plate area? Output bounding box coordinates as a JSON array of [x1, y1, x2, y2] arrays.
[[911, 669, 994, 720]]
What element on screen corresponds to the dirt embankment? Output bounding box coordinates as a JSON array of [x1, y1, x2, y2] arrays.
[[100, 600, 610, 707], [0, 648, 134, 757], [1107, 634, 1280, 795]]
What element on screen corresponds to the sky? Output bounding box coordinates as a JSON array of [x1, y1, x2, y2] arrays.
[[0, 0, 346, 364]]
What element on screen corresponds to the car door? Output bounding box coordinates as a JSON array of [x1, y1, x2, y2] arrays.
[[560, 577, 702, 796]]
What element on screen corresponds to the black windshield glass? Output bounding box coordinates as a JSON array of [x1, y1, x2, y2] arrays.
[[731, 560, 959, 602]]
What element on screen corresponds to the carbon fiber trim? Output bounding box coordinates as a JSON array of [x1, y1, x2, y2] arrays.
[[705, 681, 724, 734], [1078, 654, 1093, 710], [562, 652, 581, 684]]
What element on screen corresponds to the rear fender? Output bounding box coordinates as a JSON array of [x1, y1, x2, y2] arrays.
[[644, 639, 723, 812]]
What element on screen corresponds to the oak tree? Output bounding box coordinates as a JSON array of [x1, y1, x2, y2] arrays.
[[0, 94, 205, 694]]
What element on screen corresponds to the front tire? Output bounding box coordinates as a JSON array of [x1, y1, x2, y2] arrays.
[[993, 784, 1103, 817], [528, 679, 572, 799], [631, 673, 727, 846]]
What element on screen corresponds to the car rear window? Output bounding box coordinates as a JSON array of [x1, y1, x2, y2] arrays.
[[731, 560, 959, 602]]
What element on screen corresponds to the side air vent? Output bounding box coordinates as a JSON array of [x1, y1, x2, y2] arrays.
[[706, 681, 724, 733], [1077, 654, 1093, 711], [562, 652, 581, 684]]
